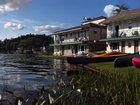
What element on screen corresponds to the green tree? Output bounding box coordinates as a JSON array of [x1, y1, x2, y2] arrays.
[[113, 4, 128, 14], [0, 34, 53, 54]]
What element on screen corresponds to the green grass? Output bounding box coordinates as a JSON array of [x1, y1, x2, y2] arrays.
[[19, 61, 140, 105], [88, 62, 140, 76], [33, 68, 140, 105], [29, 58, 140, 105]]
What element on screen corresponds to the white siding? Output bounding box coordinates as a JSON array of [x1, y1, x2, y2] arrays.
[[106, 18, 140, 53], [125, 41, 134, 53], [106, 42, 112, 52], [107, 19, 140, 37]]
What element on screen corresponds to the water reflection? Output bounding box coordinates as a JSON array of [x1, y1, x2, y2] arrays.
[[0, 54, 83, 104], [0, 54, 75, 91]]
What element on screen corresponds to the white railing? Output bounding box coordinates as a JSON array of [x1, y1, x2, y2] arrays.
[[55, 36, 89, 44], [62, 38, 75, 43]]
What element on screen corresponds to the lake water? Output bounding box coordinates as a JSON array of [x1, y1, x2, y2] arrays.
[[0, 54, 79, 104]]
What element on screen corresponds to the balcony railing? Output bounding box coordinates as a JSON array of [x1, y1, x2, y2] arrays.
[[108, 32, 126, 38], [55, 37, 89, 44], [108, 31, 140, 39], [132, 31, 139, 36]]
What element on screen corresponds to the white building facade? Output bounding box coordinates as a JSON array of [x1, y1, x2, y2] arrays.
[[101, 9, 140, 54]]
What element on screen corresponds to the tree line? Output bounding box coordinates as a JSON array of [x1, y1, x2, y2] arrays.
[[0, 34, 54, 54]]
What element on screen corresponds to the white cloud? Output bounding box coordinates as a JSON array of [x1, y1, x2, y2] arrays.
[[104, 4, 117, 17], [4, 21, 26, 30], [0, 0, 31, 13], [33, 25, 62, 34]]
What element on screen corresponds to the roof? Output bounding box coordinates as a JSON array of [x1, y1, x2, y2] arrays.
[[81, 23, 106, 29], [53, 23, 106, 34], [53, 25, 81, 34], [82, 16, 107, 23], [101, 8, 140, 24]]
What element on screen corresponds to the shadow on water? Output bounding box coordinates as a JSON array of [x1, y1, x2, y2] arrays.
[[0, 54, 80, 105]]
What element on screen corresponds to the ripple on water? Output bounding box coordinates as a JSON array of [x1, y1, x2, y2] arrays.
[[0, 54, 77, 105]]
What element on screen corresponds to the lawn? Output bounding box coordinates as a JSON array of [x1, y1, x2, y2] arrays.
[[34, 62, 140, 105], [30, 58, 140, 105], [88, 62, 140, 76]]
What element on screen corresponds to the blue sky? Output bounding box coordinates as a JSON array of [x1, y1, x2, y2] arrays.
[[0, 0, 139, 40]]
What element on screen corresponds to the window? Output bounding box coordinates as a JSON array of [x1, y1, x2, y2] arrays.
[[80, 32, 83, 37], [59, 36, 62, 40], [115, 25, 119, 37], [128, 21, 132, 29], [128, 42, 131, 47], [128, 25, 132, 29], [70, 33, 72, 37], [80, 45, 85, 51], [94, 31, 97, 34], [111, 42, 119, 50], [77, 32, 80, 37], [65, 34, 68, 38], [83, 31, 86, 36]]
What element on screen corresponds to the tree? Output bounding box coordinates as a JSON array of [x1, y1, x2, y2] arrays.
[[113, 4, 128, 14], [0, 34, 53, 54]]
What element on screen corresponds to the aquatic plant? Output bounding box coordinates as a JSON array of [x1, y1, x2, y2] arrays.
[[32, 68, 140, 105], [2, 65, 140, 105]]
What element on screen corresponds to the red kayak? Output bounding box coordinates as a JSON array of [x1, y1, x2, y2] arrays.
[[132, 57, 140, 68]]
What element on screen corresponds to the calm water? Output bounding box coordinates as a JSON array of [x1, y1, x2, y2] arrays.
[[0, 54, 82, 105], [0, 54, 72, 92]]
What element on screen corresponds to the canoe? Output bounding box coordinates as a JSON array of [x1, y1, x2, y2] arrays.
[[67, 54, 128, 64], [114, 54, 140, 67], [92, 54, 128, 63], [94, 51, 128, 57], [67, 52, 130, 64], [132, 57, 140, 68], [67, 56, 93, 64]]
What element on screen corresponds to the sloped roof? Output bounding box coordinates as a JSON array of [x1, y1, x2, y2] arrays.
[[101, 8, 140, 24], [54, 25, 81, 34], [54, 23, 106, 34], [82, 16, 107, 23]]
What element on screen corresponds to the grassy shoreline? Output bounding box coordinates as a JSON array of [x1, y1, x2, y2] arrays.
[[88, 62, 140, 76], [34, 55, 140, 104], [38, 54, 140, 75], [34, 64, 140, 105]]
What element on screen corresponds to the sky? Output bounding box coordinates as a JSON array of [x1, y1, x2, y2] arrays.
[[0, 0, 139, 40]]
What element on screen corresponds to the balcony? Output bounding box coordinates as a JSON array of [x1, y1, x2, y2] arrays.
[[107, 32, 126, 38], [62, 38, 75, 43], [50, 41, 83, 46], [50, 37, 89, 46], [132, 31, 139, 36], [100, 31, 140, 42], [59, 37, 89, 44]]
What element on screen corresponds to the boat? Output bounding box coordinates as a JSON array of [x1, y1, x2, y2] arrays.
[[93, 51, 128, 57], [114, 54, 140, 67], [92, 51, 129, 63], [92, 54, 127, 63], [67, 51, 129, 64], [132, 57, 140, 68], [67, 56, 93, 64]]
